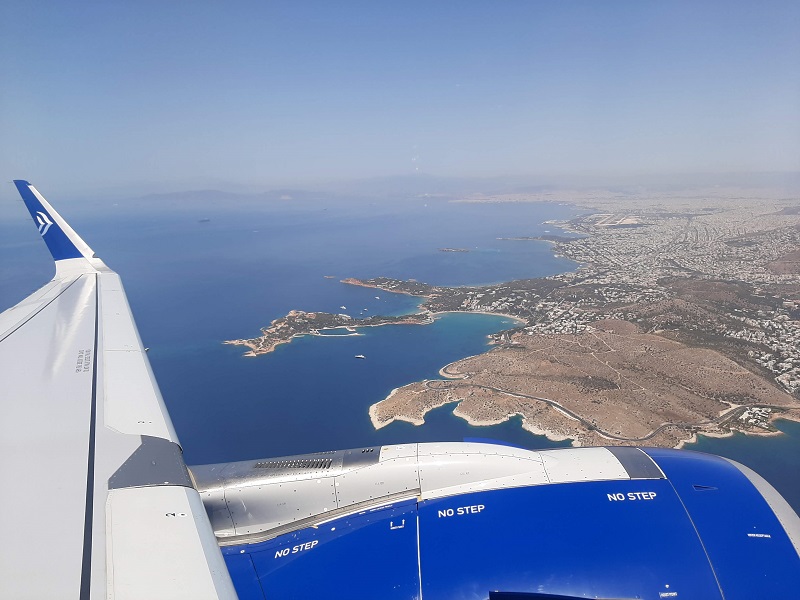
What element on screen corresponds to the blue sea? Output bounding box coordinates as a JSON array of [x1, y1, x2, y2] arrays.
[[1, 192, 798, 512]]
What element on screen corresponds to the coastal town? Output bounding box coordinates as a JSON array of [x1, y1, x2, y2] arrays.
[[227, 188, 800, 447]]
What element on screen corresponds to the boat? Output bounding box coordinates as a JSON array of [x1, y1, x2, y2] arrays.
[[354, 354, 366, 359]]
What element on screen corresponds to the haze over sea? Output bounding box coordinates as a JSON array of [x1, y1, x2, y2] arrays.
[[1, 192, 798, 511]]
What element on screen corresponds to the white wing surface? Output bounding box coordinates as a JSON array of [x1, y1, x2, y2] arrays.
[[0, 181, 237, 599]]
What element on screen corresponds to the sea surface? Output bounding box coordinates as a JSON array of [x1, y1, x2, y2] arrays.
[[1, 192, 797, 512]]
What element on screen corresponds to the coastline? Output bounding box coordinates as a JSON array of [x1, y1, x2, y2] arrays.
[[341, 277, 435, 298], [225, 311, 435, 357], [361, 194, 800, 449], [371, 352, 800, 449], [371, 387, 800, 450], [450, 406, 574, 444], [369, 390, 576, 447], [227, 306, 523, 359], [677, 411, 800, 449], [229, 195, 800, 454], [680, 414, 800, 448], [428, 309, 527, 324]]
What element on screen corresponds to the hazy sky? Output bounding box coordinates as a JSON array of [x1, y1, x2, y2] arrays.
[[2, 1, 799, 194]]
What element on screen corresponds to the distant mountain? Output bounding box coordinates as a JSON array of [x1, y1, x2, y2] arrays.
[[317, 173, 547, 199], [49, 170, 798, 215], [133, 188, 328, 203]]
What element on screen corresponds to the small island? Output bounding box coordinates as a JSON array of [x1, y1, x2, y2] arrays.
[[497, 234, 577, 243]]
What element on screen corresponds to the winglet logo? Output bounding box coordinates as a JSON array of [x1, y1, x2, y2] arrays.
[[36, 211, 53, 236]]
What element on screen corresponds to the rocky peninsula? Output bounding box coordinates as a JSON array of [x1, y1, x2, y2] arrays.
[[225, 309, 432, 356]]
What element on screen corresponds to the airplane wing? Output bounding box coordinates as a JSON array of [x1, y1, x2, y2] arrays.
[[0, 181, 237, 599]]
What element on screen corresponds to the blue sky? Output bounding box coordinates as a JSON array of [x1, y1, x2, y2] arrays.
[[1, 1, 799, 194]]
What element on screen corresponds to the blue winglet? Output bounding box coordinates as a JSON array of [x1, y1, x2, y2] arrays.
[[14, 180, 86, 261]]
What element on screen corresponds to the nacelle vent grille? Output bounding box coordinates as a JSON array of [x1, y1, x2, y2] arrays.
[[254, 458, 334, 470]]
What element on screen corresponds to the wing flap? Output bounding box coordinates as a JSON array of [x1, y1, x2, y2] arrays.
[[102, 288, 142, 351], [99, 272, 179, 442], [104, 350, 179, 440], [107, 486, 237, 599]]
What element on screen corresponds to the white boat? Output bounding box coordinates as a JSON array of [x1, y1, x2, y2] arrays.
[[354, 354, 366, 359]]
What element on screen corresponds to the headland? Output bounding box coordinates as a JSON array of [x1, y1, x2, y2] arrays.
[[224, 309, 432, 356]]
